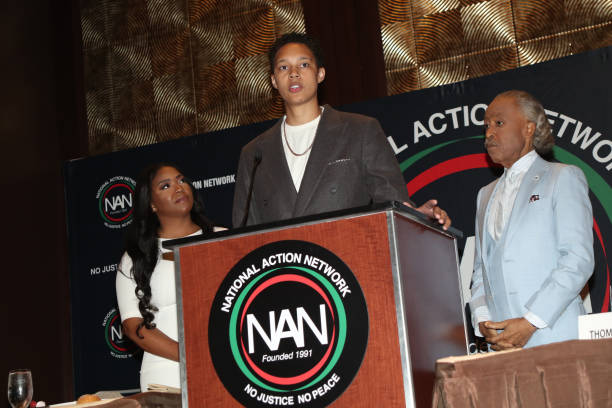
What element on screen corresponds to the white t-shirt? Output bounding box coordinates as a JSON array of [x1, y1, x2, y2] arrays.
[[281, 109, 323, 192]]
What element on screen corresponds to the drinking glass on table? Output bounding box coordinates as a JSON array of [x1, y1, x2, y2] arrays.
[[7, 369, 33, 408]]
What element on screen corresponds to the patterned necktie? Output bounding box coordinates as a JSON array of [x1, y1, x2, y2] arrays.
[[493, 184, 505, 241], [493, 172, 516, 241]]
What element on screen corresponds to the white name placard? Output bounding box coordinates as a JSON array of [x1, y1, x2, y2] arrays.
[[578, 312, 612, 340]]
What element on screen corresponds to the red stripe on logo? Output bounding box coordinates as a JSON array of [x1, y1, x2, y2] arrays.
[[594, 221, 611, 312], [406, 153, 496, 195]]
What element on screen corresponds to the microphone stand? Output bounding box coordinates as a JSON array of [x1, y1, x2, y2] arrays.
[[240, 153, 262, 227]]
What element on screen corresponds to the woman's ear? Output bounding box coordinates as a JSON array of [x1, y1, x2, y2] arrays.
[[317, 67, 326, 84]]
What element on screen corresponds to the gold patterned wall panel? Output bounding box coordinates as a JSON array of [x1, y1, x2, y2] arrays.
[[81, 0, 304, 154], [379, 0, 412, 25], [384, 24, 417, 68], [82, 0, 612, 154], [462, 1, 515, 51], [414, 8, 465, 62], [380, 0, 612, 95]]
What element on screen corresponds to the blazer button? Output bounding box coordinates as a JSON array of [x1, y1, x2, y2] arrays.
[[330, 187, 337, 194]]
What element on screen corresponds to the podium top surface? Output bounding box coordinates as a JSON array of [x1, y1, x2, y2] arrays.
[[163, 201, 463, 250]]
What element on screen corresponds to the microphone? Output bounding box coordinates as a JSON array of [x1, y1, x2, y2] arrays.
[[240, 152, 262, 227]]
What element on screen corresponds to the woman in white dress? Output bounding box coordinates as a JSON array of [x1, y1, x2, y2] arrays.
[[116, 163, 217, 391]]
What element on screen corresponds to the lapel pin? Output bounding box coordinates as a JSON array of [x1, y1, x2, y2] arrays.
[[529, 194, 540, 203]]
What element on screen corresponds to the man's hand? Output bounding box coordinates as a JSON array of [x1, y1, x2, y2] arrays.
[[413, 199, 451, 230], [478, 321, 498, 340], [484, 318, 537, 351], [478, 321, 510, 350], [479, 321, 513, 350]]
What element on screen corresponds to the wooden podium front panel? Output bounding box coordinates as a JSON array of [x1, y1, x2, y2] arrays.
[[394, 214, 467, 407], [178, 212, 406, 407]]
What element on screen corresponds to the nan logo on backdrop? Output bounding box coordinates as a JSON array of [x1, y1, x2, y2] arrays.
[[102, 307, 139, 359], [96, 176, 136, 229], [209, 241, 369, 407]]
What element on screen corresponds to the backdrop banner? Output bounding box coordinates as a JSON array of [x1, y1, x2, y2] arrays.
[[65, 46, 611, 395]]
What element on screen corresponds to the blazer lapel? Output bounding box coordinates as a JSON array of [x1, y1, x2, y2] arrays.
[[262, 120, 298, 210], [292, 106, 343, 217], [479, 179, 499, 264], [504, 155, 548, 244]]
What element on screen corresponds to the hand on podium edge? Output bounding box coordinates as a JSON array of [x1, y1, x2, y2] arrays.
[[405, 199, 451, 230]]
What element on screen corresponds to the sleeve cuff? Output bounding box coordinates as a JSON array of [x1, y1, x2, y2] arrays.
[[472, 306, 491, 337], [524, 311, 548, 329]]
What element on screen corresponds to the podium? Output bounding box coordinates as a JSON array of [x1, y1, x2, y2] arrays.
[[165, 203, 467, 407]]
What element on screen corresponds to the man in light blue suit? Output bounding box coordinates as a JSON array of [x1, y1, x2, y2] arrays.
[[470, 90, 594, 350]]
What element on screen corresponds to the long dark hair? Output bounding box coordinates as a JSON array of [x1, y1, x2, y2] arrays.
[[123, 162, 213, 337]]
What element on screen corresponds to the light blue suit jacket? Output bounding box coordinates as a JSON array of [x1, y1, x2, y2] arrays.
[[470, 155, 594, 347]]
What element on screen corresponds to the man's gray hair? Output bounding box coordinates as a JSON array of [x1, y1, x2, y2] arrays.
[[498, 90, 555, 155]]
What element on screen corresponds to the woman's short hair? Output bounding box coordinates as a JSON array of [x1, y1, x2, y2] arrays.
[[268, 32, 325, 71]]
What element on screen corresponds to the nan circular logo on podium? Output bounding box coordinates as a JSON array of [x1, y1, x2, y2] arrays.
[[208, 240, 369, 407]]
